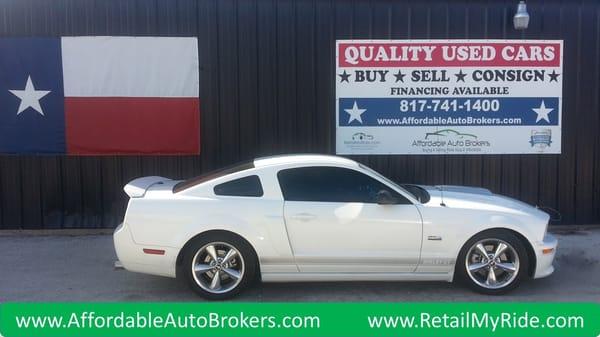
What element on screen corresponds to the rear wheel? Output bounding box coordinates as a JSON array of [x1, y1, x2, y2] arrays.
[[456, 230, 528, 295], [183, 233, 257, 300]]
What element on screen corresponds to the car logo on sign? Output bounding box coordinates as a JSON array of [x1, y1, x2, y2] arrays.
[[425, 129, 477, 140], [352, 132, 374, 141], [529, 129, 552, 151]]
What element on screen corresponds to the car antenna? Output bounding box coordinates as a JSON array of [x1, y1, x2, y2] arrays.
[[438, 185, 446, 207]]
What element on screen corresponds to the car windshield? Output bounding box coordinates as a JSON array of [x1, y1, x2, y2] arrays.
[[358, 163, 418, 201]]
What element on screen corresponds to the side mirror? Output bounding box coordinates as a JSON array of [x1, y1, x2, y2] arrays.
[[376, 190, 398, 205]]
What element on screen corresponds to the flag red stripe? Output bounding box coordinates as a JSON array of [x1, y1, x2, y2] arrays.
[[65, 97, 200, 155]]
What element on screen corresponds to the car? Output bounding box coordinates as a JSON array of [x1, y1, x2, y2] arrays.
[[114, 154, 557, 299]]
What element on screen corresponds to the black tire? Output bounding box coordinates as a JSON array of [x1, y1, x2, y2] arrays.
[[182, 232, 258, 300], [456, 229, 529, 295]]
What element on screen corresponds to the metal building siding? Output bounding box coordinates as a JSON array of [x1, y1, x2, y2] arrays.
[[0, 0, 598, 228]]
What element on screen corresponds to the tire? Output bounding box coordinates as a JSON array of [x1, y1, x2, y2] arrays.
[[456, 229, 529, 295], [182, 232, 258, 300]]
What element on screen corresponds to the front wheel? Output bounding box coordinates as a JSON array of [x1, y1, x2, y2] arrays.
[[182, 233, 257, 300], [456, 230, 529, 295]]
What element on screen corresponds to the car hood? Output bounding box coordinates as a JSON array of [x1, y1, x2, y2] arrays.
[[418, 185, 548, 219]]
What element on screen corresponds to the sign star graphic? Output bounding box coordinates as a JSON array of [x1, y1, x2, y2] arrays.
[[454, 70, 467, 82], [9, 75, 51, 116], [345, 101, 366, 124], [548, 70, 561, 82], [338, 70, 351, 83], [393, 70, 406, 83], [532, 100, 553, 123]]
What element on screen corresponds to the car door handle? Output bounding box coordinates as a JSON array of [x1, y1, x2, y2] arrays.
[[290, 213, 317, 221]]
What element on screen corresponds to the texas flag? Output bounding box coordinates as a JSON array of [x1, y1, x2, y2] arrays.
[[0, 37, 200, 155]]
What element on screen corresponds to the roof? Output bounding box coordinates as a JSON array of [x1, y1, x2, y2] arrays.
[[254, 154, 359, 168]]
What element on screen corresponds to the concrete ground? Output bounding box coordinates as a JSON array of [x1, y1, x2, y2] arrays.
[[0, 229, 599, 302]]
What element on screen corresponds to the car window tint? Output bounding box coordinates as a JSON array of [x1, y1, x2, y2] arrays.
[[277, 166, 409, 203], [173, 160, 254, 193], [214, 175, 264, 197]]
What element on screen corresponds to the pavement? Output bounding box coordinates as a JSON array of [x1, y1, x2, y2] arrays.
[[0, 228, 599, 302]]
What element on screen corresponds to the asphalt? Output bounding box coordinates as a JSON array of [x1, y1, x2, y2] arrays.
[[0, 229, 599, 302]]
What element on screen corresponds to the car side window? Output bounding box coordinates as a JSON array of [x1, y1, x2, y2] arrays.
[[277, 166, 410, 204], [214, 175, 264, 197]]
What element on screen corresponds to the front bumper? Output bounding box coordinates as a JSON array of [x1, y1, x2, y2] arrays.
[[533, 233, 558, 279]]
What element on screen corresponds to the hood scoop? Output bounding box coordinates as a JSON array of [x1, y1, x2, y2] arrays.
[[435, 185, 493, 196]]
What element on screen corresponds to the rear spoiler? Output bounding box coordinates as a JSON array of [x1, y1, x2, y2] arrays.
[[124, 176, 169, 198]]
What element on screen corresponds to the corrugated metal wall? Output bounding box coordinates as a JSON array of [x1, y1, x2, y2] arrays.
[[0, 0, 599, 229]]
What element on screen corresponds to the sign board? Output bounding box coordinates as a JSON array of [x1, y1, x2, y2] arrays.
[[335, 40, 563, 155]]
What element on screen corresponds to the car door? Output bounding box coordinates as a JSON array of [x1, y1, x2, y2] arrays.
[[278, 166, 423, 273]]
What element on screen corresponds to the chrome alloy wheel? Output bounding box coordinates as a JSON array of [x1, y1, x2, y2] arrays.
[[465, 239, 520, 289], [191, 242, 245, 294]]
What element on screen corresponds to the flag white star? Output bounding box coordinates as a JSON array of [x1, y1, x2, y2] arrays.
[[9, 75, 51, 116], [344, 101, 366, 124], [532, 100, 553, 123]]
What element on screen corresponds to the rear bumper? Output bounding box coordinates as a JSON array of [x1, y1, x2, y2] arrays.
[[533, 233, 558, 279], [113, 222, 178, 278]]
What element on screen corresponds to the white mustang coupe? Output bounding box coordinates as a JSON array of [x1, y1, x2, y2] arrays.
[[114, 154, 557, 299]]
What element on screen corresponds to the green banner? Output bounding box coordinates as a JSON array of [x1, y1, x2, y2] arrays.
[[0, 302, 598, 337]]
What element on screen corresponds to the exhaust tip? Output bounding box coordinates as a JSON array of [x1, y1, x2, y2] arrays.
[[114, 260, 124, 270]]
